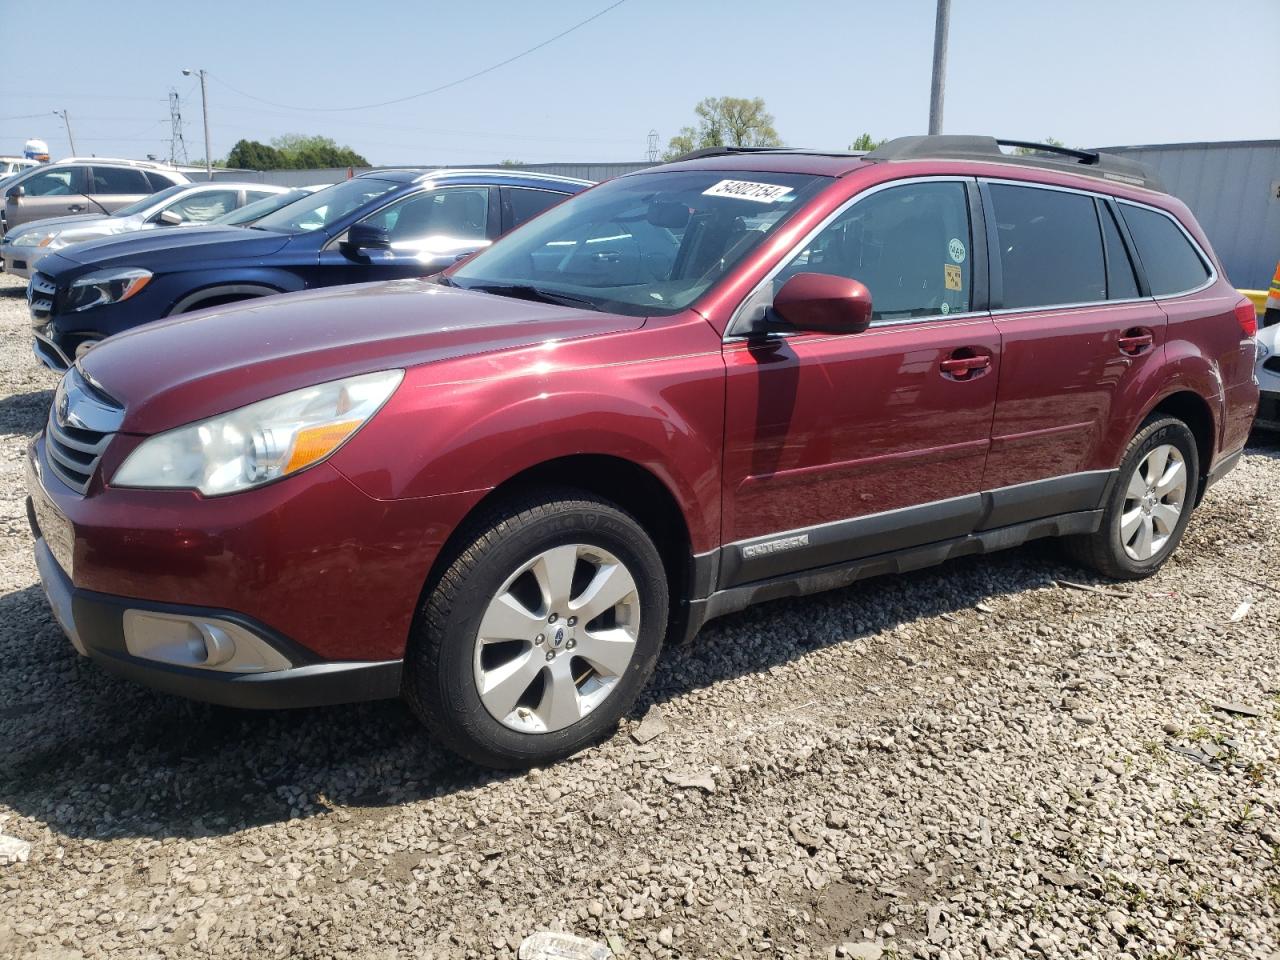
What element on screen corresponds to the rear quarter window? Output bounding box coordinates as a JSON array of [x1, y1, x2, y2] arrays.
[[1119, 204, 1210, 297]]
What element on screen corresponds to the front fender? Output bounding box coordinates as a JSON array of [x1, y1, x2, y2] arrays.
[[331, 316, 727, 552], [159, 268, 305, 315]]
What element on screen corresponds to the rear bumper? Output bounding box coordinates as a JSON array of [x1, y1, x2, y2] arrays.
[[31, 531, 403, 709]]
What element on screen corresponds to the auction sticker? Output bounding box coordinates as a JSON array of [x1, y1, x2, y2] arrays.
[[948, 237, 966, 263], [702, 179, 793, 203]]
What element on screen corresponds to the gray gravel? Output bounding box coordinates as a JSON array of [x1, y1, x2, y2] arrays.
[[0, 271, 1277, 959]]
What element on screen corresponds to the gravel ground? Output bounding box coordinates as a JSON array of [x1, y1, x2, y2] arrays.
[[0, 270, 1277, 960]]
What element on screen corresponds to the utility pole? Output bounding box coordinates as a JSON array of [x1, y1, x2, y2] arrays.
[[53, 110, 78, 155], [928, 0, 950, 135], [183, 68, 212, 177]]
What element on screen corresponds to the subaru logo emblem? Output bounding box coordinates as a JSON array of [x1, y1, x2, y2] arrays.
[[553, 627, 565, 647]]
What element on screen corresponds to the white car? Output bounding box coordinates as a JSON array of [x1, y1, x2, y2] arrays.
[[0, 157, 39, 177], [1256, 322, 1280, 433], [0, 182, 289, 279]]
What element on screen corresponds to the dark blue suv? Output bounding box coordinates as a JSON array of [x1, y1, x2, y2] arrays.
[[28, 169, 591, 369]]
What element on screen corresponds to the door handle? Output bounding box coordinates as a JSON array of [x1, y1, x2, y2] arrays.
[[67, 204, 85, 212], [939, 353, 991, 380], [1118, 328, 1154, 356]]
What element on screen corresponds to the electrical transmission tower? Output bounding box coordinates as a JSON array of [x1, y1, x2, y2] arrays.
[[647, 129, 659, 163], [168, 89, 189, 166]]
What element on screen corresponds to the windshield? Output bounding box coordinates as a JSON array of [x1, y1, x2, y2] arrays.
[[212, 188, 308, 226], [111, 184, 189, 218], [451, 170, 829, 316], [251, 178, 400, 233]]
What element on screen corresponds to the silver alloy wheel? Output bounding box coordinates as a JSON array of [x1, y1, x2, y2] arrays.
[[473, 543, 641, 733], [1120, 443, 1188, 561]]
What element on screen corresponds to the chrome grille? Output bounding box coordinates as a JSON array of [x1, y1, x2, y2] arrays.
[[44, 368, 124, 495], [28, 272, 56, 324]]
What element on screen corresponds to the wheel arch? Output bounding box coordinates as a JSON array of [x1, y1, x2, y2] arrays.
[[421, 454, 697, 634], [167, 282, 286, 316], [1143, 389, 1216, 503]]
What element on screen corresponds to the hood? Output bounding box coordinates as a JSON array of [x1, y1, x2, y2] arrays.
[[52, 215, 146, 246], [55, 225, 291, 267], [79, 279, 643, 435], [3, 213, 107, 244]]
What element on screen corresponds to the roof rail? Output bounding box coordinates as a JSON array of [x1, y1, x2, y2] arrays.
[[57, 156, 174, 170], [665, 145, 870, 164], [665, 146, 793, 163], [864, 135, 1163, 190]]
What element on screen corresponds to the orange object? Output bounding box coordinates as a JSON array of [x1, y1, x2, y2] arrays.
[[284, 420, 361, 473]]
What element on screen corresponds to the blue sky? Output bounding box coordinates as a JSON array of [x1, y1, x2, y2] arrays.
[[3, 0, 1276, 165]]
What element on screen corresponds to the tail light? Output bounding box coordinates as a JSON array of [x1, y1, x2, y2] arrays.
[[1235, 297, 1258, 338]]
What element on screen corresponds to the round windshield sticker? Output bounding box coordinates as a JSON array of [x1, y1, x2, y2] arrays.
[[940, 302, 950, 315], [948, 238, 966, 263]]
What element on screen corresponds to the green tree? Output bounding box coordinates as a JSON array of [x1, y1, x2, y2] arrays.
[[225, 139, 283, 170], [1012, 136, 1065, 155], [270, 134, 369, 169], [849, 133, 888, 152], [663, 96, 782, 160]]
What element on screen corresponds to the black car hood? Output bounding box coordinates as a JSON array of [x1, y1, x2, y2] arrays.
[[54, 225, 293, 267]]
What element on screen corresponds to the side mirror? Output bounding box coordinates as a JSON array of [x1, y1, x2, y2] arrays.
[[772, 272, 873, 334], [156, 209, 184, 226], [340, 223, 392, 262], [6, 185, 23, 202]]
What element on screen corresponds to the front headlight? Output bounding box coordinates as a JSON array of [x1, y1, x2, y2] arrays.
[[12, 231, 50, 248], [67, 267, 153, 312], [112, 370, 404, 496]]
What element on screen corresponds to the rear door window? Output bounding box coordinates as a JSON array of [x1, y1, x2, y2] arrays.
[[91, 166, 152, 195], [774, 180, 974, 322], [504, 187, 566, 231], [1119, 203, 1210, 297], [987, 183, 1106, 309], [145, 171, 178, 192]]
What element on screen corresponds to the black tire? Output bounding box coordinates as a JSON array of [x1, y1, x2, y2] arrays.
[[404, 488, 668, 769], [1063, 415, 1199, 580]]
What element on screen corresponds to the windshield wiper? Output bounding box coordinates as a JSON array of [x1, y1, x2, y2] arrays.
[[463, 283, 601, 311]]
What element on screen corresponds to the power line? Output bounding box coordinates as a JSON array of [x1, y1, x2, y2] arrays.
[[209, 0, 628, 113]]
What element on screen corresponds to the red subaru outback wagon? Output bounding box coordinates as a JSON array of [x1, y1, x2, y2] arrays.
[[26, 136, 1258, 767]]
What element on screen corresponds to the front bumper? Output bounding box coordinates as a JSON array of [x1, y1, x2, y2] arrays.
[[30, 531, 403, 709], [1, 249, 35, 280], [25, 430, 483, 680], [1256, 391, 1280, 433]]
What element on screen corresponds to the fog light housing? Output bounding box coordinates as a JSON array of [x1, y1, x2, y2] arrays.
[[122, 610, 292, 673]]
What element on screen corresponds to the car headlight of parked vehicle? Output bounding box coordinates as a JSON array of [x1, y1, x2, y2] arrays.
[[112, 370, 404, 496], [11, 230, 52, 248], [66, 268, 154, 312]]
